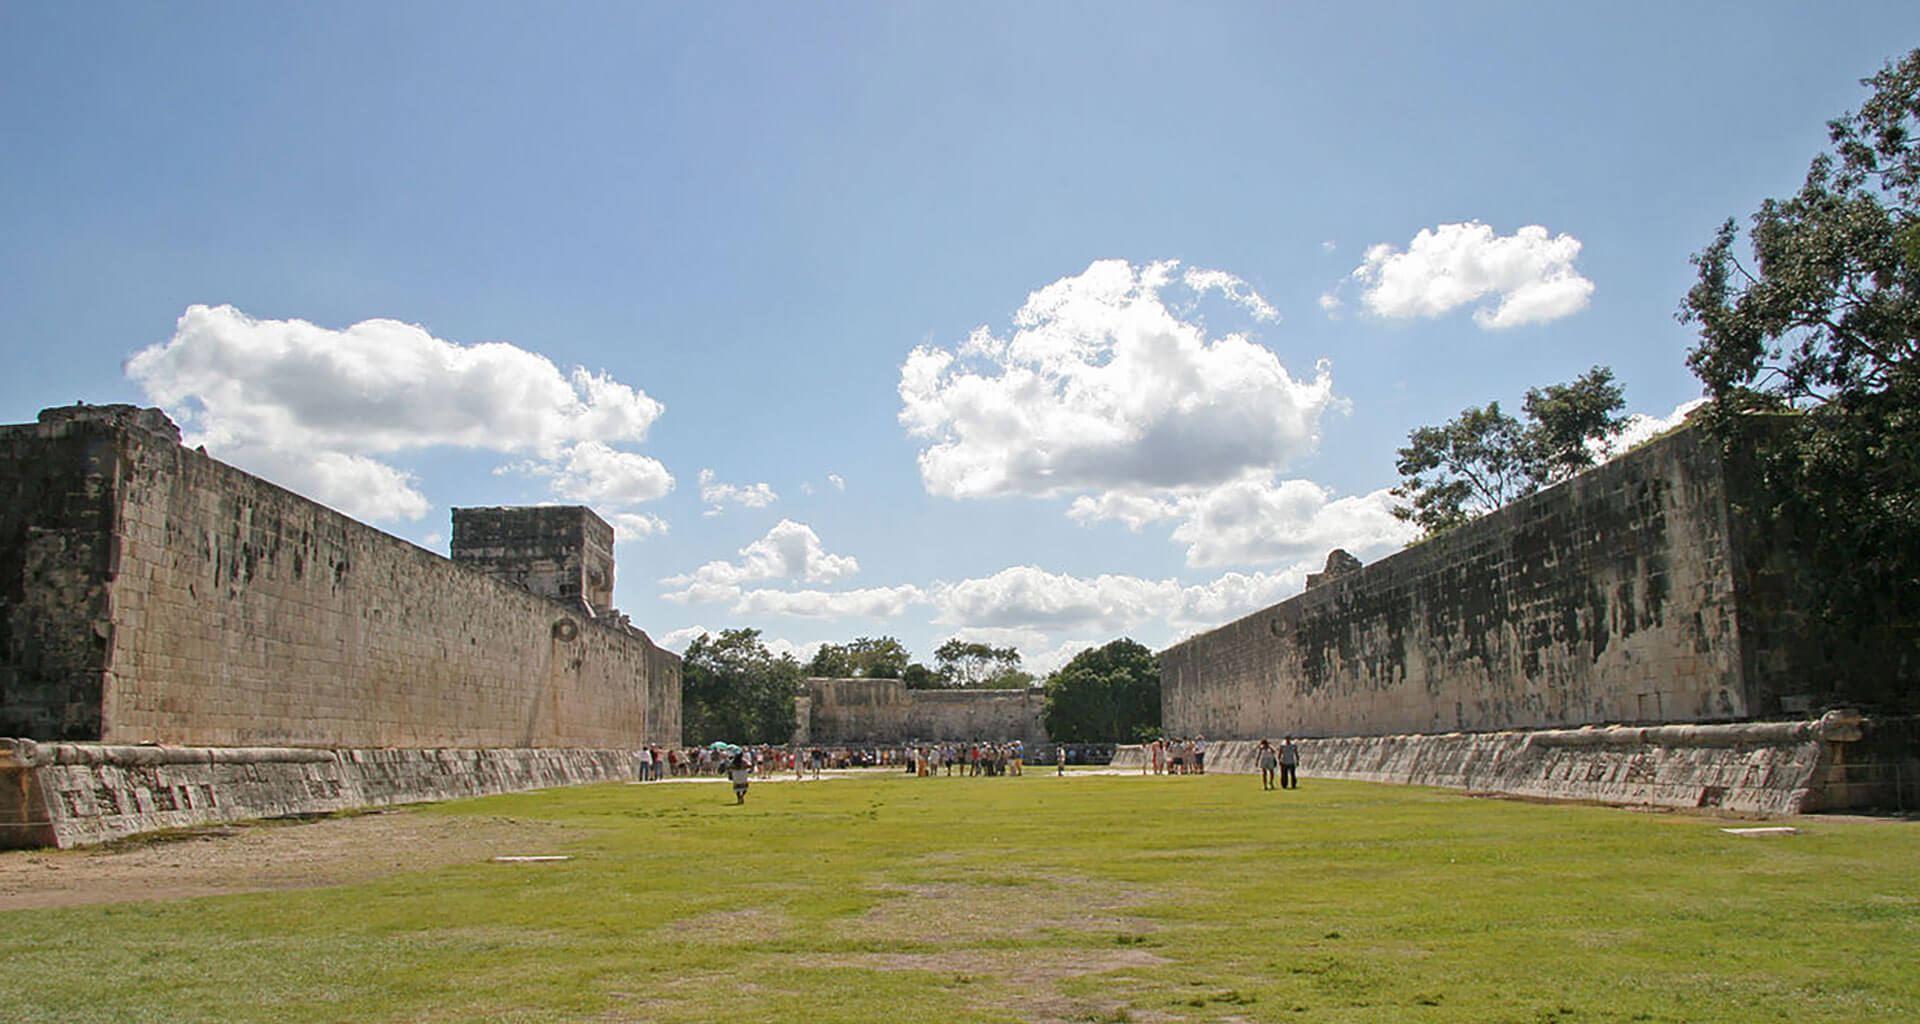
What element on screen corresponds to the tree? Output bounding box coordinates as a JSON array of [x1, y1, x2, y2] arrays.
[[1041, 639, 1160, 743], [933, 639, 1030, 688], [806, 635, 911, 679], [1679, 50, 1920, 698], [1682, 51, 1920, 414], [1391, 366, 1627, 537], [900, 662, 945, 690], [680, 628, 801, 745]]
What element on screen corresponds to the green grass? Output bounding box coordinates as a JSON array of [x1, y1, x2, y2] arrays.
[[4, 772, 1917, 1022]]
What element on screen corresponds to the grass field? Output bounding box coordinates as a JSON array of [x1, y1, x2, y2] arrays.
[[4, 769, 1917, 1023]]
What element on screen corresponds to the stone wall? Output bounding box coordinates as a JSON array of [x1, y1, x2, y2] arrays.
[[0, 738, 642, 849], [1161, 426, 1818, 741], [797, 678, 1047, 747], [0, 405, 679, 749], [1109, 712, 1909, 816], [452, 505, 615, 618]]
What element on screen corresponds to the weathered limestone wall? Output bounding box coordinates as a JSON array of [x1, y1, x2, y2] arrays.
[[798, 678, 1047, 746], [0, 412, 141, 739], [1162, 427, 1775, 740], [1111, 712, 1886, 816], [0, 738, 640, 849], [0, 405, 680, 749]]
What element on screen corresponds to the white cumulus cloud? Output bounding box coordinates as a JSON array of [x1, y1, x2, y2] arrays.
[[609, 512, 669, 544], [126, 304, 672, 522], [1181, 267, 1280, 322], [234, 447, 433, 523], [1068, 476, 1413, 569], [929, 563, 1323, 639], [1346, 222, 1594, 328], [900, 259, 1331, 500], [1166, 480, 1413, 568], [698, 469, 778, 516], [1602, 398, 1708, 460], [545, 441, 673, 505], [660, 519, 860, 603], [734, 585, 930, 620]]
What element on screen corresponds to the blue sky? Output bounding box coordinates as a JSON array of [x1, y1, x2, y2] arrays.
[[4, 4, 1915, 673]]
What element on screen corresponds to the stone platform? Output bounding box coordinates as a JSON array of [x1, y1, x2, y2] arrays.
[[0, 740, 637, 849], [1114, 712, 1909, 816]]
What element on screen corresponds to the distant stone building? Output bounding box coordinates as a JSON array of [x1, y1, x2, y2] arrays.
[[795, 677, 1046, 748]]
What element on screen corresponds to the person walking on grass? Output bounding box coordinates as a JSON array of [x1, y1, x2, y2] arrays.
[[728, 753, 752, 804], [1278, 736, 1300, 790], [1258, 739, 1279, 791]]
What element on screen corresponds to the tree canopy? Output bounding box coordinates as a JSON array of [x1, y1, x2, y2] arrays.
[[1391, 366, 1628, 537], [680, 628, 801, 745], [1682, 51, 1920, 413], [1041, 638, 1160, 743], [933, 639, 1032, 689], [805, 636, 911, 680], [1679, 50, 1920, 695], [799, 635, 1026, 689]]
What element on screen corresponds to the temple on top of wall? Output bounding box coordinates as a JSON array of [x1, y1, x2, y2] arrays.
[[0, 403, 679, 750], [1160, 423, 1859, 741]]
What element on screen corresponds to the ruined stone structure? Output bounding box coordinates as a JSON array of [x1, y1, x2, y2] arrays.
[[1156, 424, 1917, 812], [1162, 426, 1828, 740], [795, 677, 1047, 748], [1111, 710, 1907, 816], [0, 404, 679, 846], [452, 505, 615, 619]]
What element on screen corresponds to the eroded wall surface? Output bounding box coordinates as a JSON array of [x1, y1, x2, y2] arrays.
[[1, 406, 679, 749], [1162, 428, 1758, 740], [1109, 712, 1873, 816], [0, 739, 644, 849], [799, 678, 1046, 746], [0, 414, 145, 739]]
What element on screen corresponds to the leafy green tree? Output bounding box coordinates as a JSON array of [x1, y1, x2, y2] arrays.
[[1683, 51, 1920, 414], [1041, 639, 1160, 743], [1679, 50, 1920, 697], [934, 639, 1029, 688], [806, 635, 911, 679], [680, 628, 801, 745], [1391, 366, 1627, 537], [900, 662, 945, 690]]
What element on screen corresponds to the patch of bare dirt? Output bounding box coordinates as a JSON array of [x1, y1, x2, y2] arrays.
[[0, 811, 577, 910], [666, 906, 793, 941], [794, 947, 1174, 1024], [843, 875, 1163, 945]]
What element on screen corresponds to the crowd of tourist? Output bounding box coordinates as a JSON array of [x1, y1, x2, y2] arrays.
[[1138, 736, 1208, 774], [636, 736, 1302, 794], [630, 741, 1047, 781]]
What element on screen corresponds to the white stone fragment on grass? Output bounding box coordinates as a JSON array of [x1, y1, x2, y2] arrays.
[[1719, 826, 1801, 837], [491, 855, 573, 862]]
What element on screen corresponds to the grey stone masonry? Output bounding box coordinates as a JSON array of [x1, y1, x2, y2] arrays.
[[451, 505, 615, 618], [796, 677, 1048, 747], [0, 404, 679, 750], [0, 738, 643, 849], [1161, 425, 1833, 741], [1110, 711, 1904, 816]]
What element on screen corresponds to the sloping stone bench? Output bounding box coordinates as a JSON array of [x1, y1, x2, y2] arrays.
[[1114, 711, 1886, 816], [0, 740, 635, 849]]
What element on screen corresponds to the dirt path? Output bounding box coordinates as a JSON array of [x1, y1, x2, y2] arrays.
[[0, 810, 577, 910]]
